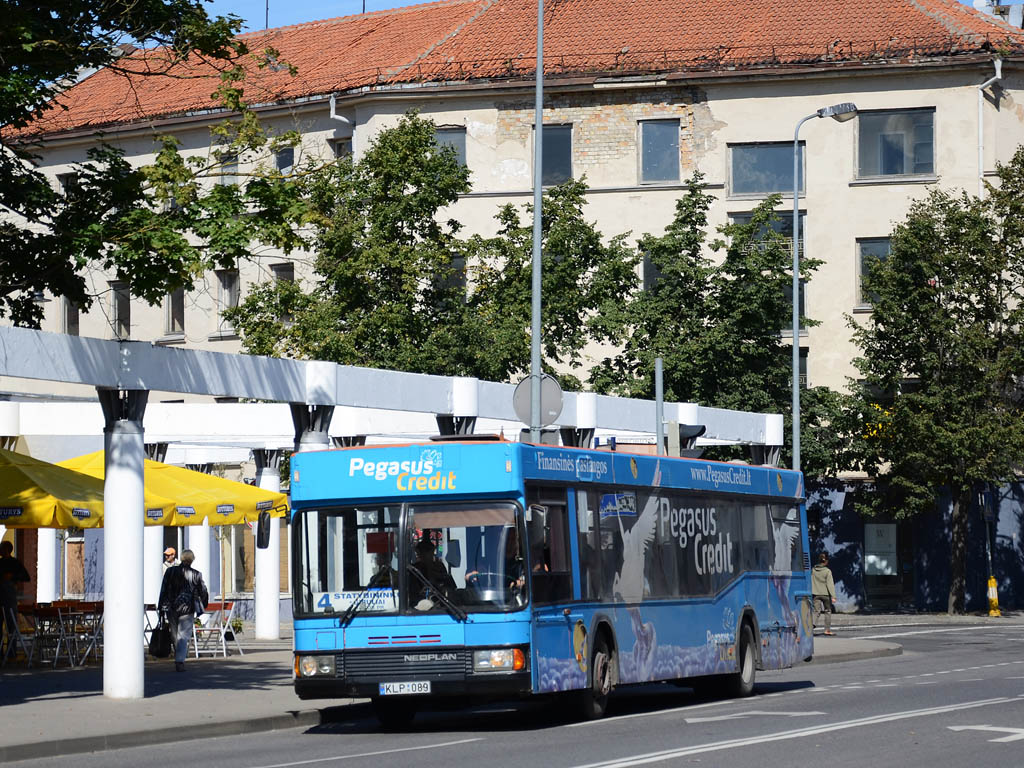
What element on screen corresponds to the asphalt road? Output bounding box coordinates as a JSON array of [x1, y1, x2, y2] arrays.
[[14, 622, 1024, 768]]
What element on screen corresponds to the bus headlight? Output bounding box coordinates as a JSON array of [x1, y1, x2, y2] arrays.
[[298, 655, 335, 677], [473, 648, 526, 672]]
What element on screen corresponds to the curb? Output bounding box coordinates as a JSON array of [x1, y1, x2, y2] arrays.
[[0, 709, 325, 764], [808, 643, 902, 665]]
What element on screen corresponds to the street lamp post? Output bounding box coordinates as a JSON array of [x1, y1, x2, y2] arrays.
[[792, 102, 857, 473]]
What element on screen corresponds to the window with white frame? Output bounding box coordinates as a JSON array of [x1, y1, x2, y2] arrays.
[[329, 138, 352, 159], [857, 237, 891, 307], [216, 269, 239, 333], [731, 212, 806, 332], [857, 109, 934, 178], [639, 119, 680, 184], [63, 299, 79, 337], [109, 281, 130, 339], [642, 251, 663, 292], [275, 146, 294, 175], [730, 142, 804, 196], [165, 286, 185, 336], [270, 262, 294, 283], [538, 124, 572, 186], [56, 172, 80, 198], [218, 152, 239, 185], [434, 127, 467, 167]]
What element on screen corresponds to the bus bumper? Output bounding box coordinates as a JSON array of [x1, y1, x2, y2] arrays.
[[296, 672, 532, 700]]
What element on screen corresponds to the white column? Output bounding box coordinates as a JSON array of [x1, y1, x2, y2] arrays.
[[143, 526, 164, 606], [36, 528, 58, 603], [100, 389, 148, 700], [253, 449, 282, 640], [188, 520, 212, 588]]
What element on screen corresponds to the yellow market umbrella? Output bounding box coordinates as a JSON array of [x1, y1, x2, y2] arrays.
[[0, 448, 106, 529], [59, 451, 288, 526]]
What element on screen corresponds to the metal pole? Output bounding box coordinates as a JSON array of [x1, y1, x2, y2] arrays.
[[529, 0, 544, 443], [792, 114, 815, 473], [655, 357, 665, 455]]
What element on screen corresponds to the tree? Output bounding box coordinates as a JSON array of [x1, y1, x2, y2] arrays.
[[1, 2, 308, 326], [229, 112, 639, 388], [849, 148, 1024, 614], [591, 173, 822, 460]]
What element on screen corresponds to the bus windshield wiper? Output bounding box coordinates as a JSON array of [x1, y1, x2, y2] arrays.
[[407, 564, 467, 622], [339, 569, 391, 627]]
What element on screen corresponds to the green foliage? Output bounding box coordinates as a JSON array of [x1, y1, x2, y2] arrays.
[[1, 2, 312, 326], [848, 147, 1024, 611], [591, 174, 821, 461], [230, 113, 638, 388]]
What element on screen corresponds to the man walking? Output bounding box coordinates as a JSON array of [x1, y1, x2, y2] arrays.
[[158, 549, 209, 671], [811, 552, 837, 636]]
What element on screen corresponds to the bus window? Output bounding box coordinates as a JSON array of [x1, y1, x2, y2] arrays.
[[577, 489, 602, 600], [526, 487, 572, 604], [741, 503, 773, 571], [770, 505, 803, 572]]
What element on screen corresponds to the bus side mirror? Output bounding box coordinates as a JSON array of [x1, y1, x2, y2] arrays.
[[256, 511, 271, 549]]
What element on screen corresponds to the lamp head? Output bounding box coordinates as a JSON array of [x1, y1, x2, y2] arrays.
[[817, 102, 858, 122]]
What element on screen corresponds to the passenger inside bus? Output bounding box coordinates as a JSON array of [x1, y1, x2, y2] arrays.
[[412, 534, 456, 607]]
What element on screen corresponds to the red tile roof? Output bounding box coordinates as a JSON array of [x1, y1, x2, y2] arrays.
[[11, 0, 1023, 139]]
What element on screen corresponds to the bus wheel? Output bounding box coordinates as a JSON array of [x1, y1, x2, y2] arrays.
[[725, 624, 756, 698], [579, 637, 614, 720], [371, 697, 418, 729]]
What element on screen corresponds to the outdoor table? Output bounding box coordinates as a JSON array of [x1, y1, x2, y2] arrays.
[[65, 601, 103, 665], [30, 604, 75, 668]]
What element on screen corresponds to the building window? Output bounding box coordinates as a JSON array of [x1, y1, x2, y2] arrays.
[[798, 347, 808, 388], [730, 142, 804, 196], [434, 127, 467, 167], [166, 286, 185, 335], [216, 270, 239, 333], [857, 238, 891, 307], [783, 279, 807, 335], [730, 211, 805, 254], [639, 119, 680, 184], [329, 138, 352, 159], [275, 147, 294, 175], [109, 281, 130, 339], [218, 152, 239, 185], [642, 252, 663, 291], [270, 263, 294, 283], [857, 109, 934, 178], [56, 172, 80, 198], [63, 299, 79, 337], [538, 124, 572, 186]]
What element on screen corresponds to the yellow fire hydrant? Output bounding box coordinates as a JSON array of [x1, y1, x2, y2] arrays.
[[987, 576, 1001, 617]]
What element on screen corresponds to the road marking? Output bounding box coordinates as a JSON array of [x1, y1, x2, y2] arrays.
[[568, 697, 735, 727], [856, 626, 1024, 640], [684, 710, 825, 723], [570, 698, 1012, 768], [839, 622, 1024, 631], [246, 738, 483, 768], [949, 725, 1024, 743]]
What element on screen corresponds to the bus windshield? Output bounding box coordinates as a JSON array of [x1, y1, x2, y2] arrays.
[[408, 502, 526, 614], [293, 501, 526, 617]]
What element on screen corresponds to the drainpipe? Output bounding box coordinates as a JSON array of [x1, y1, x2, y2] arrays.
[[329, 94, 354, 155], [978, 58, 1002, 198]]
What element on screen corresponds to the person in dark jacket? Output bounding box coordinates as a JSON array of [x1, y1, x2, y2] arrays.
[[811, 553, 837, 636], [0, 540, 30, 652], [158, 549, 209, 671]]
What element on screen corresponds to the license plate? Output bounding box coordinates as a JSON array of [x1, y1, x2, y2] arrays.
[[379, 681, 431, 696]]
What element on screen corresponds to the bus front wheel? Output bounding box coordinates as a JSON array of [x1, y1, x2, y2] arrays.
[[724, 624, 756, 698], [578, 637, 614, 720], [371, 697, 418, 729]]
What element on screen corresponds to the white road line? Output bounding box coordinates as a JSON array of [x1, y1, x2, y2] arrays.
[[245, 738, 482, 768], [856, 626, 1024, 640], [836, 622, 1024, 631], [568, 697, 735, 727], [948, 726, 1024, 743], [570, 698, 1012, 768]]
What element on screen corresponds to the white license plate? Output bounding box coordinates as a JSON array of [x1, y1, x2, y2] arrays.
[[379, 681, 431, 696]]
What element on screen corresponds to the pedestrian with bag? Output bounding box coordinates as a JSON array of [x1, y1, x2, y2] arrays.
[[811, 552, 837, 636], [158, 548, 209, 671]]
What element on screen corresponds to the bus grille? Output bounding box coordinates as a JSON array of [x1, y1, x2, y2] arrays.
[[339, 648, 469, 680]]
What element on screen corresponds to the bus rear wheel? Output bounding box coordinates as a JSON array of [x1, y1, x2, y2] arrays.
[[371, 697, 418, 729], [724, 624, 756, 698], [578, 637, 614, 720]]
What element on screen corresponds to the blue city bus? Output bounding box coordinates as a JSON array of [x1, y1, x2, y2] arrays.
[[289, 438, 813, 725]]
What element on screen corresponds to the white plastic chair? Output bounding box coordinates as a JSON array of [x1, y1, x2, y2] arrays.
[[192, 601, 244, 657]]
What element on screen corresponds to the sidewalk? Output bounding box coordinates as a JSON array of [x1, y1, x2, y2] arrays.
[[0, 616, 939, 762]]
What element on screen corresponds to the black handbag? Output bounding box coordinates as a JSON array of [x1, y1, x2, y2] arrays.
[[149, 616, 172, 658]]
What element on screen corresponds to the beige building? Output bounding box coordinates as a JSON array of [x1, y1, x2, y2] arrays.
[[7, 0, 1024, 400]]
